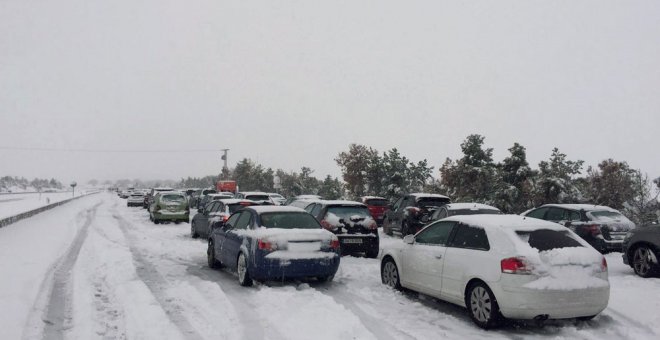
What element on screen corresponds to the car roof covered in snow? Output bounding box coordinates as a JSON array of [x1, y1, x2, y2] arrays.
[[208, 193, 234, 198], [249, 206, 307, 214], [295, 194, 323, 199], [360, 196, 387, 200], [409, 193, 450, 199], [445, 203, 500, 211], [447, 214, 566, 232], [239, 191, 270, 196], [318, 200, 366, 207], [539, 204, 618, 212], [217, 199, 255, 204]]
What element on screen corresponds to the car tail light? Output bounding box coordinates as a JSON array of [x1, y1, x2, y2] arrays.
[[240, 201, 252, 206], [258, 239, 277, 251], [368, 220, 378, 230], [409, 207, 421, 214], [330, 239, 340, 250], [222, 215, 229, 222], [600, 257, 608, 272], [501, 257, 532, 274], [584, 224, 602, 236], [320, 220, 337, 231]]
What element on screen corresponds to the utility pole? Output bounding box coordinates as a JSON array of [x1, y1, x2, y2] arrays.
[[220, 149, 230, 179]]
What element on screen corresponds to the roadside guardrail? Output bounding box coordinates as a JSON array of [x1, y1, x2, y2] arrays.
[[0, 191, 101, 228]]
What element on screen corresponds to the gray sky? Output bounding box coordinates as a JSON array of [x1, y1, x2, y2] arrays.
[[1, 0, 659, 184]]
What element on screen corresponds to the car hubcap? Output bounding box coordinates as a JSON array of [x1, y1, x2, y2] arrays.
[[634, 247, 651, 275], [238, 254, 247, 282], [470, 287, 492, 323], [383, 262, 398, 287]]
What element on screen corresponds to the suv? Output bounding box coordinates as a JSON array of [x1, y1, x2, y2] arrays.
[[149, 192, 190, 224], [383, 193, 451, 237], [304, 200, 379, 258], [523, 204, 635, 253], [622, 224, 660, 277], [359, 196, 390, 226]]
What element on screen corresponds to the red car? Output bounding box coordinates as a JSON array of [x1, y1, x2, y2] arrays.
[[360, 196, 390, 226]]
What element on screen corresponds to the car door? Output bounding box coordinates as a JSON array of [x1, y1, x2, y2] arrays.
[[386, 197, 403, 227], [201, 202, 219, 236], [441, 223, 491, 303], [213, 212, 241, 264], [400, 221, 457, 297], [221, 210, 252, 269]]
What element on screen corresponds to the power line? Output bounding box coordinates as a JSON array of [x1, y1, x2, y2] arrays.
[[0, 146, 222, 153]]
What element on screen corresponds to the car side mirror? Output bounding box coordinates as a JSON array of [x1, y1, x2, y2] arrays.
[[403, 235, 415, 244]]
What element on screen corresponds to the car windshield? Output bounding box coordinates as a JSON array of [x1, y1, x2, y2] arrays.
[[417, 197, 450, 207], [260, 212, 321, 229], [516, 229, 583, 251], [246, 195, 270, 201], [161, 194, 185, 203], [365, 198, 389, 207], [326, 206, 370, 220], [449, 209, 500, 216]]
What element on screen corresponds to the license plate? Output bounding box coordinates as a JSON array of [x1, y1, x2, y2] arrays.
[[342, 238, 362, 244]]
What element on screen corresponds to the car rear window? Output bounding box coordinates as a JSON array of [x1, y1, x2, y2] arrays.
[[202, 189, 217, 195], [326, 206, 370, 220], [589, 210, 625, 221], [516, 229, 583, 251], [161, 194, 185, 202], [365, 198, 389, 207], [260, 212, 321, 229], [417, 197, 450, 207], [227, 202, 254, 213], [246, 195, 271, 201]]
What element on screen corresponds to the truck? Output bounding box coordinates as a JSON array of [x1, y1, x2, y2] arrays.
[[216, 180, 237, 194]]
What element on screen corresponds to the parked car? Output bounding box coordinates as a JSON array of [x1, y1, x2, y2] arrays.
[[284, 195, 323, 206], [304, 200, 379, 258], [119, 190, 132, 199], [428, 203, 501, 222], [359, 196, 390, 226], [127, 192, 145, 207], [522, 204, 635, 253], [289, 198, 321, 209], [268, 193, 286, 205], [144, 187, 174, 209], [206, 206, 341, 286], [196, 193, 234, 210], [191, 199, 256, 239], [383, 193, 451, 237], [234, 191, 273, 205], [622, 224, 660, 277], [380, 214, 609, 329], [190, 188, 217, 209], [149, 192, 190, 224]]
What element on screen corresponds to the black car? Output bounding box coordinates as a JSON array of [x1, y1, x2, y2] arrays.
[[191, 199, 256, 239], [304, 200, 379, 258], [622, 224, 660, 277], [522, 204, 635, 253], [383, 193, 451, 237], [190, 188, 217, 209], [427, 203, 501, 223]]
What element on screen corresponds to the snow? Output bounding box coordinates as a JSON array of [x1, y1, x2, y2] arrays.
[[319, 199, 367, 206], [410, 193, 450, 199], [2, 193, 660, 339], [542, 203, 619, 212], [250, 205, 306, 213], [452, 214, 567, 232], [0, 191, 83, 219], [445, 202, 500, 211]]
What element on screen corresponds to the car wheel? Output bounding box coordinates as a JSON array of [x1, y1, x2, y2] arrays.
[[191, 222, 199, 239], [466, 282, 503, 329], [381, 258, 401, 290], [207, 240, 221, 269], [632, 245, 659, 278], [154, 218, 160, 225], [317, 275, 334, 283], [237, 252, 253, 287]]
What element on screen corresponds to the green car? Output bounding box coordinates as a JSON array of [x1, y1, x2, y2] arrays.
[[149, 192, 190, 224]]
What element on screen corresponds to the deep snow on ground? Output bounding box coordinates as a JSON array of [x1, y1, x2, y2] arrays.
[[0, 191, 83, 219], [0, 192, 659, 339]]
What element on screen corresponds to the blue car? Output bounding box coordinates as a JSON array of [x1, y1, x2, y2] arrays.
[[207, 206, 341, 286]]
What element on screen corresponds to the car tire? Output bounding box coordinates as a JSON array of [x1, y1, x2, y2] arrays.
[[317, 275, 334, 283], [381, 257, 402, 290], [466, 282, 503, 329], [154, 218, 160, 225], [207, 240, 221, 269], [237, 252, 253, 287], [191, 222, 199, 239], [632, 245, 659, 278]]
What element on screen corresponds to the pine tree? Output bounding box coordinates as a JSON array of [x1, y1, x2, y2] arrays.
[[533, 148, 584, 205]]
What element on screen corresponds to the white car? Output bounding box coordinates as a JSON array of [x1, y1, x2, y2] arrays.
[[127, 192, 145, 207], [268, 193, 286, 205], [380, 215, 609, 329]]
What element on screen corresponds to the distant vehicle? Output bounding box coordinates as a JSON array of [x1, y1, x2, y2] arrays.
[[304, 200, 379, 258], [149, 192, 189, 224], [622, 224, 660, 277], [284, 195, 323, 206], [359, 196, 390, 226], [196, 193, 235, 210], [190, 188, 217, 209], [268, 193, 286, 205], [145, 187, 174, 209], [191, 199, 256, 239], [428, 203, 501, 222], [522, 204, 635, 253], [234, 191, 273, 205], [207, 206, 340, 286], [119, 190, 132, 199], [184, 188, 199, 197], [216, 180, 237, 194], [383, 193, 451, 237], [127, 192, 145, 207], [380, 215, 609, 329]]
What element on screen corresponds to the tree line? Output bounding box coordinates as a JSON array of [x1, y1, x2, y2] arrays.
[[0, 176, 63, 192]]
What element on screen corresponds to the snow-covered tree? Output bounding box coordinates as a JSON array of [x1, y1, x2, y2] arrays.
[[493, 143, 535, 213], [585, 159, 636, 210], [317, 175, 344, 200], [623, 171, 660, 225], [532, 148, 584, 205], [335, 144, 379, 198], [439, 134, 497, 203]]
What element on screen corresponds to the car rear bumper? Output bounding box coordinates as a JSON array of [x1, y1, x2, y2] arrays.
[[252, 255, 340, 280], [337, 234, 379, 255], [492, 283, 610, 320], [153, 211, 189, 221]]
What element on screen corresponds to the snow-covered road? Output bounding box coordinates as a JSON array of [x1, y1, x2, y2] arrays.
[[1, 193, 658, 340]]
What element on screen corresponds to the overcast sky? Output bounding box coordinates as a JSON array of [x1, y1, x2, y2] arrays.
[[1, 0, 659, 185]]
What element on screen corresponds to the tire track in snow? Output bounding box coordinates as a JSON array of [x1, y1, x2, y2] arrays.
[[40, 202, 101, 340], [111, 211, 205, 340]]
